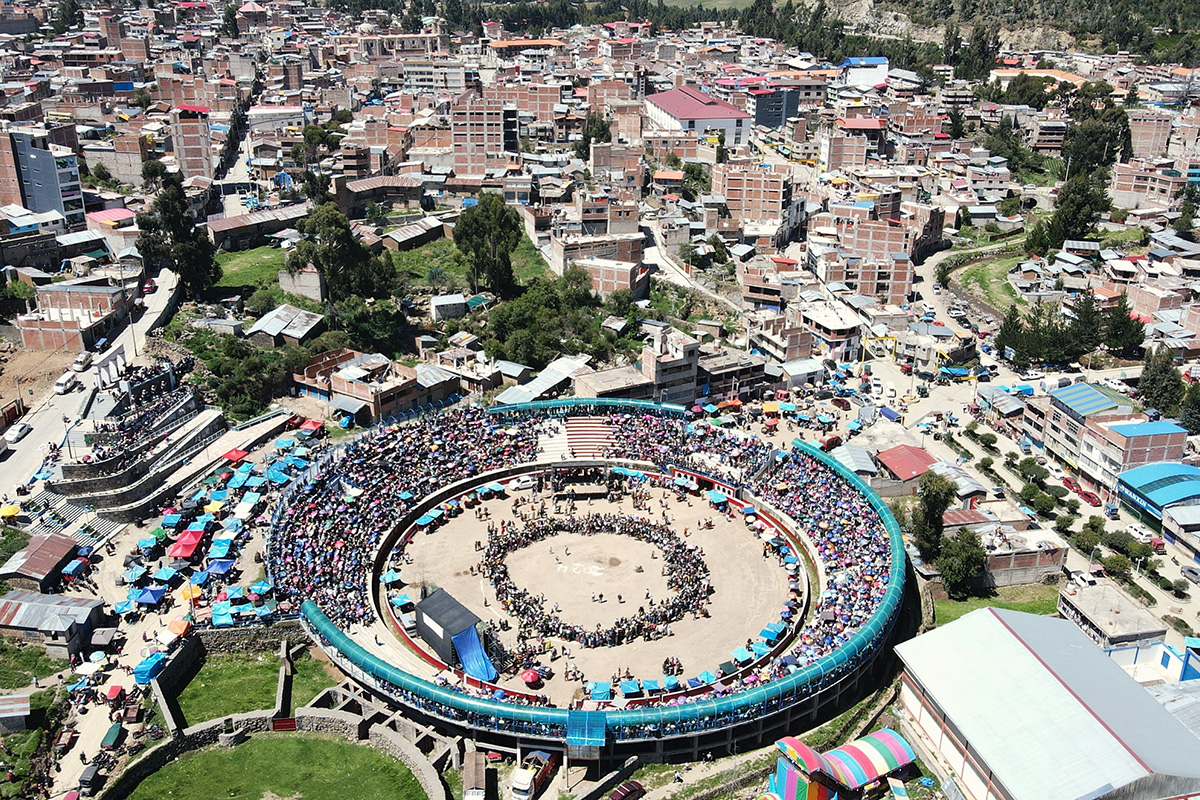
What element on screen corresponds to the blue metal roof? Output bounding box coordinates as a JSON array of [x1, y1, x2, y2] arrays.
[[1108, 421, 1186, 438], [1050, 383, 1119, 417], [1118, 462, 1200, 512]]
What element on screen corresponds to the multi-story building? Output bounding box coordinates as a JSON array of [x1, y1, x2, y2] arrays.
[[170, 105, 213, 181], [451, 97, 518, 175], [711, 162, 801, 228], [1111, 159, 1189, 209], [397, 59, 469, 95], [799, 301, 862, 361], [645, 85, 751, 146], [0, 125, 84, 231], [818, 132, 868, 171], [1127, 108, 1174, 159], [641, 326, 699, 405], [1078, 419, 1187, 500], [1028, 382, 1134, 474]]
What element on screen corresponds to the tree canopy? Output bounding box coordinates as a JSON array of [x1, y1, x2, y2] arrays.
[[452, 193, 522, 297], [135, 173, 220, 298], [287, 203, 396, 301], [937, 528, 988, 600], [913, 471, 958, 560]]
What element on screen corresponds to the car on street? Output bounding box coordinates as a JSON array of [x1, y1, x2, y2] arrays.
[[71, 352, 93, 372], [511, 476, 537, 491], [610, 781, 646, 800], [1079, 490, 1102, 507], [1018, 370, 1045, 381], [142, 279, 156, 294], [3, 421, 32, 444], [1046, 464, 1065, 480], [1063, 477, 1081, 493], [1182, 565, 1200, 585]]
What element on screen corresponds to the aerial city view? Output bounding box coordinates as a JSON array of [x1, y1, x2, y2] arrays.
[[2, 0, 1200, 798]]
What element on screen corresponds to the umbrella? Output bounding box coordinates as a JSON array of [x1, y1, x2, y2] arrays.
[[134, 586, 165, 605], [520, 669, 541, 684], [152, 567, 177, 582], [177, 584, 203, 600], [225, 586, 244, 599], [249, 580, 272, 594], [137, 537, 157, 550], [207, 559, 235, 575], [122, 566, 147, 583], [112, 601, 133, 615], [0, 504, 20, 518], [89, 651, 107, 663]]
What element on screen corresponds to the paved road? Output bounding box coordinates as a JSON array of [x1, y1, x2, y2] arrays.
[[2, 270, 178, 490]]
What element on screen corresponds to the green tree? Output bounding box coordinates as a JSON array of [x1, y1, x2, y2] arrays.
[[141, 159, 165, 191], [1073, 526, 1099, 555], [1175, 195, 1196, 241], [947, 107, 966, 139], [135, 173, 220, 297], [52, 0, 81, 34], [1047, 173, 1110, 249], [1179, 383, 1200, 436], [1053, 514, 1078, 536], [913, 471, 958, 560], [935, 259, 952, 286], [452, 192, 522, 297], [289, 203, 395, 301], [1101, 553, 1131, 578], [1103, 291, 1145, 357], [1069, 289, 1102, 357], [677, 242, 698, 266], [1064, 498, 1081, 515], [89, 162, 112, 183], [709, 234, 729, 264], [1024, 221, 1049, 256], [994, 303, 1025, 364], [937, 528, 988, 599], [1139, 344, 1184, 415], [218, 3, 239, 37], [1173, 578, 1190, 597], [574, 111, 612, 161], [132, 87, 155, 111]]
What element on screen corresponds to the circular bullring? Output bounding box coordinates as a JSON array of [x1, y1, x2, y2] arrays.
[[267, 399, 905, 764]]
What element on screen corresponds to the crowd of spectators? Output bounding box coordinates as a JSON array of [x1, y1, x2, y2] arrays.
[[478, 513, 711, 648], [267, 405, 554, 628]]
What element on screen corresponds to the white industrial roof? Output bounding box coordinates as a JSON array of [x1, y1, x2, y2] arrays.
[[895, 608, 1200, 800]]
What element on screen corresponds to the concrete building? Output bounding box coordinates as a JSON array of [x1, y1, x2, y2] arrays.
[[640, 326, 700, 405], [1057, 581, 1168, 649], [1127, 108, 1174, 159], [451, 97, 518, 175], [1078, 419, 1187, 500], [0, 532, 76, 592], [1027, 382, 1133, 474], [645, 86, 751, 147], [569, 257, 647, 299], [15, 278, 132, 352], [0, 590, 104, 659], [170, 104, 213, 181], [430, 293, 468, 321], [0, 126, 84, 230], [896, 608, 1200, 800], [1111, 159, 1189, 209]]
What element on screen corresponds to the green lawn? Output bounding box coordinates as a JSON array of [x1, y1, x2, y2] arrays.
[[395, 235, 550, 289], [176, 651, 336, 724], [934, 582, 1061, 626], [511, 236, 551, 283], [0, 642, 66, 690], [126, 735, 427, 800], [215, 246, 288, 289], [958, 255, 1024, 310]]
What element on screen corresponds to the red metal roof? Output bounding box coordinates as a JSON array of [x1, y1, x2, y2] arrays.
[[838, 117, 886, 130], [876, 444, 935, 481], [0, 533, 76, 583], [86, 208, 135, 224], [176, 104, 211, 114], [647, 86, 751, 121]]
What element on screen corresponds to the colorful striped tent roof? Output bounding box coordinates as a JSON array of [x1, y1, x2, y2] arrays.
[[776, 728, 915, 790]]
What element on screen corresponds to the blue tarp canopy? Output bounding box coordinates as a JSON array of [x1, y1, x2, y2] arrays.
[[390, 593, 414, 608], [698, 670, 718, 683], [751, 641, 772, 657], [245, 476, 267, 487], [703, 403, 719, 413], [380, 569, 402, 584], [207, 559, 235, 575], [190, 570, 210, 585], [249, 581, 273, 594], [225, 586, 244, 599], [226, 473, 247, 490], [416, 515, 435, 526], [133, 652, 168, 684], [162, 514, 181, 527], [780, 402, 797, 412], [940, 367, 970, 377], [705, 490, 728, 504], [880, 407, 901, 422], [122, 566, 147, 583], [588, 682, 611, 700], [399, 491, 414, 500], [209, 489, 229, 502], [620, 680, 641, 695], [62, 559, 85, 577], [486, 482, 505, 493], [113, 601, 134, 615], [731, 647, 753, 663], [674, 476, 690, 486], [242, 492, 263, 506], [134, 586, 165, 605], [642, 679, 660, 692], [817, 415, 834, 424], [137, 537, 157, 550], [742, 505, 756, 515], [275, 438, 295, 449], [848, 419, 863, 431], [663, 675, 681, 691], [760, 626, 781, 640], [267, 469, 291, 484], [152, 567, 177, 581], [207, 541, 233, 559]]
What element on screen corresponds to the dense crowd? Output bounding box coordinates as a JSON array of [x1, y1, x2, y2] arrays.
[[266, 405, 553, 628], [268, 402, 895, 712], [755, 452, 892, 670], [85, 386, 194, 465], [478, 513, 711, 648]]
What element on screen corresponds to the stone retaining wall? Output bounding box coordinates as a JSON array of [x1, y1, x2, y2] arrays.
[[367, 722, 449, 800], [194, 620, 305, 653]]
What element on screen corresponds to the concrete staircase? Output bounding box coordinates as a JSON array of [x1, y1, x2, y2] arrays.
[[564, 416, 615, 458]]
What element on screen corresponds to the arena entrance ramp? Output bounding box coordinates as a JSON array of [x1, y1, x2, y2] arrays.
[[452, 626, 498, 683]]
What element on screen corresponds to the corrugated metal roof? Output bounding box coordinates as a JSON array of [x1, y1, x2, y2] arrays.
[[246, 304, 323, 340], [896, 608, 1200, 799], [1050, 382, 1120, 417], [875, 444, 934, 481], [0, 590, 102, 633], [0, 533, 76, 582], [1108, 420, 1186, 438], [0, 694, 30, 719]]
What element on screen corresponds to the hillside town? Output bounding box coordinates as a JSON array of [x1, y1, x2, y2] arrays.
[[0, 2, 1200, 799]]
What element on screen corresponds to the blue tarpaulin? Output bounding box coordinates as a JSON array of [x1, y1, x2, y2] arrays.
[[162, 514, 181, 527], [152, 567, 177, 582], [62, 559, 85, 577], [134, 587, 165, 605], [880, 407, 901, 422], [705, 490, 728, 504], [620, 680, 641, 695], [207, 559, 235, 575], [122, 566, 147, 583], [731, 647, 753, 663], [588, 681, 611, 700], [642, 679, 660, 692]]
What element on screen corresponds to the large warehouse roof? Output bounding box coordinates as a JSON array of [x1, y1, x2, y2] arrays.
[[1118, 462, 1200, 514], [895, 608, 1200, 800]]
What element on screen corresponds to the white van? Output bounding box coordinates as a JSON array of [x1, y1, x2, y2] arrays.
[[886, 382, 897, 398], [53, 372, 79, 394]]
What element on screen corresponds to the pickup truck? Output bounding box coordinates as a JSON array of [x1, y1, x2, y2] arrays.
[[511, 751, 558, 800]]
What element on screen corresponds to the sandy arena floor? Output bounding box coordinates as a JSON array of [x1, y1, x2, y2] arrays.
[[397, 485, 795, 705]]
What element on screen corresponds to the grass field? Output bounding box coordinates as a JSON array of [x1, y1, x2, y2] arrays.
[[958, 255, 1023, 310], [0, 642, 66, 690], [395, 235, 550, 288], [126, 735, 427, 800], [934, 582, 1061, 626], [215, 246, 288, 289], [176, 651, 336, 724]]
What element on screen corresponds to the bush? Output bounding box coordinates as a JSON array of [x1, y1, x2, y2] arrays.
[[977, 432, 998, 449], [1101, 554, 1131, 577], [1045, 485, 1069, 500], [1101, 531, 1135, 556], [1072, 527, 1099, 555], [1053, 514, 1077, 536], [1064, 499, 1081, 515], [1032, 493, 1057, 517], [1173, 578, 1191, 598], [978, 456, 994, 472]]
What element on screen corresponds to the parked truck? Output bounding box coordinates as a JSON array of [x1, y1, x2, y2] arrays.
[[463, 751, 488, 800], [511, 751, 557, 800]]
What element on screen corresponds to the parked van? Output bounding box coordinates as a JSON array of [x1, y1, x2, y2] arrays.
[[54, 372, 79, 394], [79, 763, 104, 796]]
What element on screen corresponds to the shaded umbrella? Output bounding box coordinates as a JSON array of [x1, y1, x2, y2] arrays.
[[249, 580, 272, 595], [88, 651, 107, 663], [112, 601, 134, 615], [520, 669, 541, 685]]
